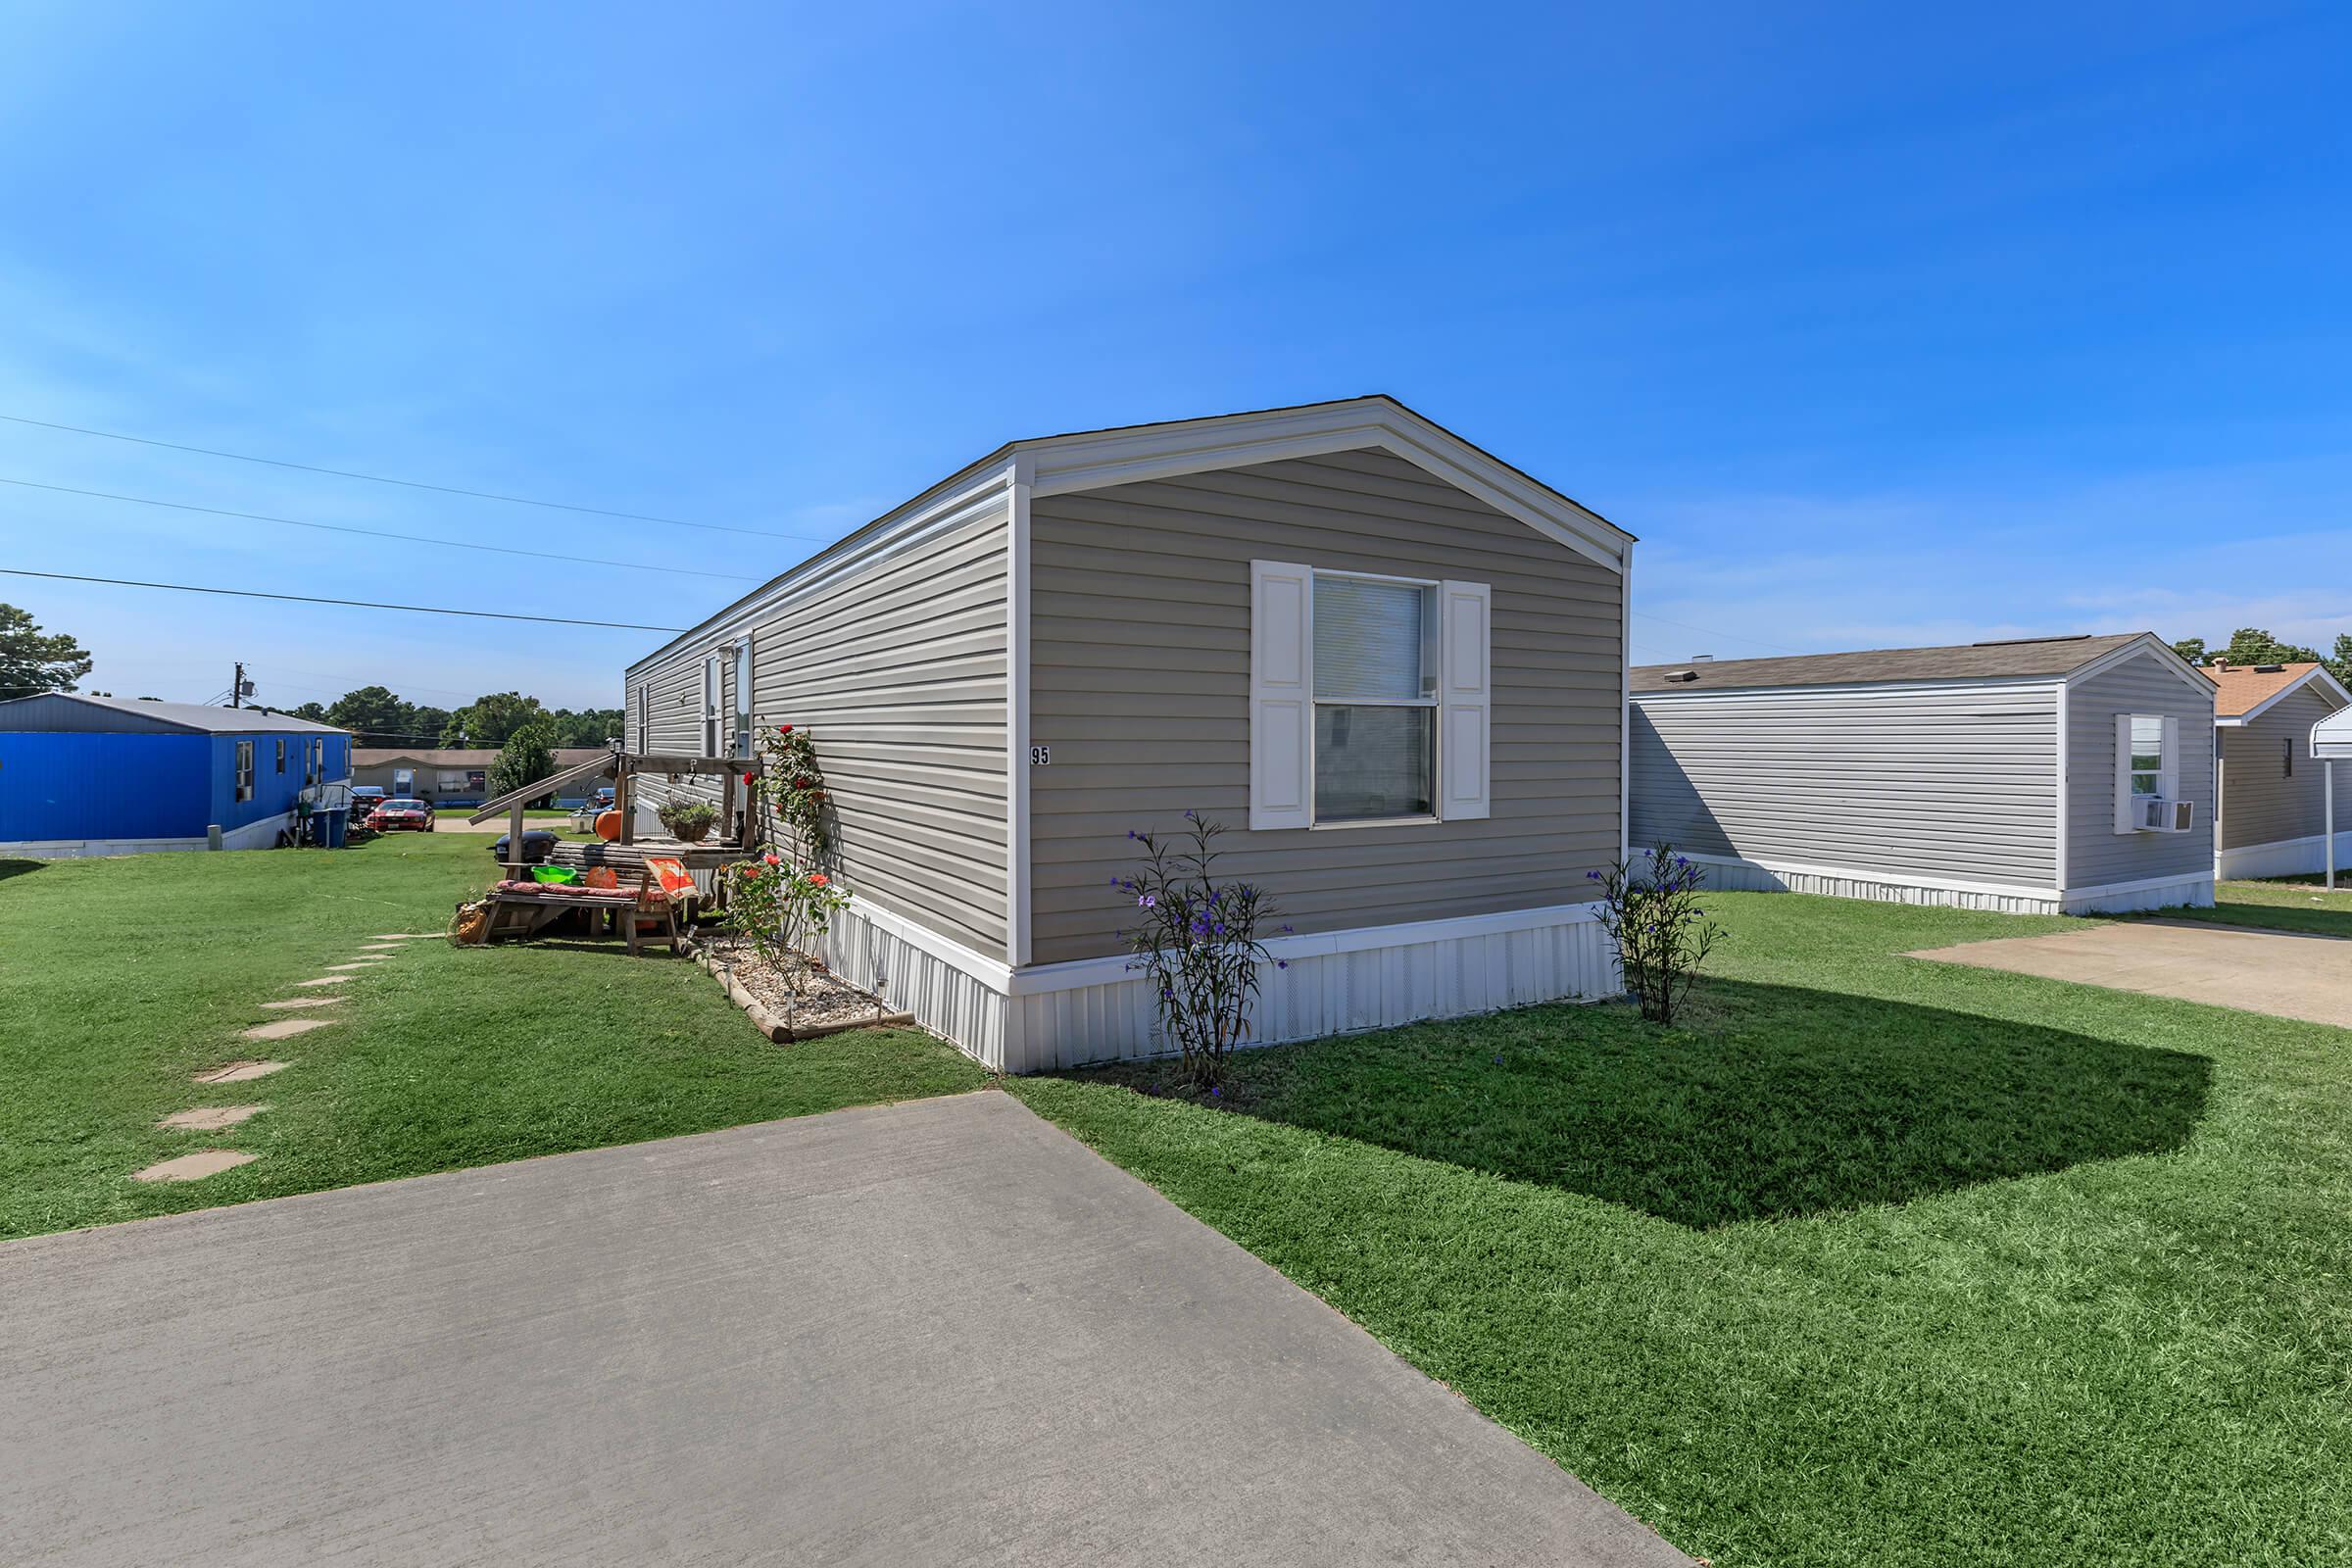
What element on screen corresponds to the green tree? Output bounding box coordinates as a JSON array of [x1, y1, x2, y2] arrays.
[[487, 719, 559, 805], [0, 602, 93, 697], [547, 707, 625, 747], [286, 701, 332, 723], [324, 686, 419, 746], [443, 691, 547, 749], [2221, 627, 2323, 666], [2328, 634, 2352, 688], [2170, 637, 2208, 668]]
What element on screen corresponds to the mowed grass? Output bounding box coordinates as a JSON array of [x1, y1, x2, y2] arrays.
[[0, 837, 984, 1240], [2156, 874, 2352, 938], [1010, 893, 2352, 1568]]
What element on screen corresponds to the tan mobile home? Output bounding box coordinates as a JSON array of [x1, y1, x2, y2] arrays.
[[2207, 660, 2352, 879], [1630, 633, 2219, 915], [623, 397, 1634, 1070]]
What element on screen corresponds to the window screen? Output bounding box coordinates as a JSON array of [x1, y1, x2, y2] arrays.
[[1312, 575, 1437, 822], [2129, 714, 2164, 797]]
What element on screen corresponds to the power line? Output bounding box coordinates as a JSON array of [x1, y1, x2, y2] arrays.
[[0, 568, 685, 632], [0, 411, 806, 540], [0, 475, 762, 583]]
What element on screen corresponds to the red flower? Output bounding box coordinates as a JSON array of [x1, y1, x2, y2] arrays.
[[793, 775, 810, 789], [808, 873, 829, 888], [777, 724, 794, 735], [741, 771, 754, 785], [763, 853, 780, 866]]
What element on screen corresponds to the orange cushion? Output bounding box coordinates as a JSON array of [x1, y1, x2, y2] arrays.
[[644, 857, 696, 899]]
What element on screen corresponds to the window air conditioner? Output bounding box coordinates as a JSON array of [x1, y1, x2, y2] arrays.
[[2136, 797, 2193, 833]]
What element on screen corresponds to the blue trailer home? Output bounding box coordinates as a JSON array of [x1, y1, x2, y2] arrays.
[[0, 693, 353, 858]]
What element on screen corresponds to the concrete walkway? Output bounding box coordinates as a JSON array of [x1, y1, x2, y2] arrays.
[[0, 1092, 1685, 1567], [1912, 918, 2352, 1028]]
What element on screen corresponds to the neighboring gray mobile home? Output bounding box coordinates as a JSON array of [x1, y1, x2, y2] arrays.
[[624, 397, 1634, 1070], [2207, 660, 2352, 879], [1629, 633, 2217, 915]]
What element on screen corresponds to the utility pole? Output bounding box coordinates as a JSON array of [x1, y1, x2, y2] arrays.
[[231, 661, 245, 708]]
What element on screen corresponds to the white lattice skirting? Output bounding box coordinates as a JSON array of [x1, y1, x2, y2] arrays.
[[821, 901, 1623, 1074]]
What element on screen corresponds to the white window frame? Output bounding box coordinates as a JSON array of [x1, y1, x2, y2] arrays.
[[701, 655, 723, 759], [1249, 560, 1492, 831], [732, 637, 754, 759], [234, 740, 255, 803], [2113, 711, 2180, 834], [633, 685, 648, 753], [274, 738, 286, 775], [1309, 568, 1443, 830]]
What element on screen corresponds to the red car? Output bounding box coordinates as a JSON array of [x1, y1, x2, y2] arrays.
[[368, 798, 436, 833]]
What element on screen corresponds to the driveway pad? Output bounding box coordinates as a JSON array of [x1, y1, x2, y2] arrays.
[[0, 1091, 1685, 1567], [1912, 918, 2352, 1028]]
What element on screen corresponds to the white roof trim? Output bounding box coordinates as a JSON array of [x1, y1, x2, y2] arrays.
[[2214, 664, 2352, 726], [1633, 675, 2065, 703], [2061, 634, 2219, 703], [1026, 398, 1630, 572]]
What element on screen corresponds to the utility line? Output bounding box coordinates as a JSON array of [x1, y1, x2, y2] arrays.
[[0, 476, 762, 582], [0, 412, 803, 539], [0, 568, 685, 632]]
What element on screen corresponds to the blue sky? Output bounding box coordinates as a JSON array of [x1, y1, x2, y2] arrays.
[[1, 0, 2346, 710]]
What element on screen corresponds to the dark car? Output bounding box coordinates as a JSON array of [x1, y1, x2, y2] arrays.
[[347, 786, 387, 824], [368, 798, 436, 832], [490, 829, 560, 864]]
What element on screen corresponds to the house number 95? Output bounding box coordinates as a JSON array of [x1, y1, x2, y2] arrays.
[[1029, 746, 1051, 765]]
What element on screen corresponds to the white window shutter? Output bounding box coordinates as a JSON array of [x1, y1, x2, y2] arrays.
[[703, 656, 723, 756], [1250, 560, 1314, 830], [1439, 579, 1493, 820], [2159, 714, 2180, 802], [733, 638, 755, 757], [2114, 713, 2134, 834]]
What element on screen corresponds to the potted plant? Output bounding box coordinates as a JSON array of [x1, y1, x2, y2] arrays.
[[656, 799, 719, 843]]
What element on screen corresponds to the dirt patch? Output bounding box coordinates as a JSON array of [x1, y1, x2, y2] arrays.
[[700, 936, 902, 1033]]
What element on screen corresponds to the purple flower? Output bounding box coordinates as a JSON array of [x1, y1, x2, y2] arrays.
[[1276, 958, 1289, 969], [1209, 1086, 1221, 1097], [1587, 869, 1601, 881]]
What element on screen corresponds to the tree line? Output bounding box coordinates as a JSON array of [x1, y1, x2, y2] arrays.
[[279, 686, 623, 750], [2170, 627, 2352, 685]]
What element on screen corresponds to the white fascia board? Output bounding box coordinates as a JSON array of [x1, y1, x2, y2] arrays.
[[1663, 849, 2062, 901], [2217, 665, 2352, 725], [1005, 454, 1033, 970], [624, 466, 1015, 678], [1633, 677, 2064, 705], [1026, 398, 1632, 574], [2064, 635, 2220, 704]]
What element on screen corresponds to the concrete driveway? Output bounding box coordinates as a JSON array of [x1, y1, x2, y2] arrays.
[[0, 1092, 1685, 1567], [1911, 918, 2352, 1028]]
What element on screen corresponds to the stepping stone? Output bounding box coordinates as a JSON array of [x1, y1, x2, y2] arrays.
[[240, 1017, 337, 1043], [132, 1150, 256, 1183], [370, 933, 441, 941], [323, 961, 382, 972], [295, 976, 353, 988], [260, 995, 347, 1009], [159, 1104, 265, 1131], [193, 1059, 288, 1084]]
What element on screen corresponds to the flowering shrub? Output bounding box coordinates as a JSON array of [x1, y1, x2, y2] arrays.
[[1115, 812, 1286, 1088], [723, 853, 851, 993], [753, 723, 832, 867], [1589, 843, 1722, 1025]]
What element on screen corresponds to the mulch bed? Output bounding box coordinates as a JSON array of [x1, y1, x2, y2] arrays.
[[698, 934, 910, 1037]]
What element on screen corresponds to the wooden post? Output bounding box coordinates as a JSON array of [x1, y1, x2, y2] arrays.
[[507, 801, 525, 882], [618, 764, 635, 846]]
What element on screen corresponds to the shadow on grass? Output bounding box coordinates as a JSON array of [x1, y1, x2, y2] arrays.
[[1045, 977, 2212, 1228], [2159, 882, 2352, 940], [0, 858, 48, 883]]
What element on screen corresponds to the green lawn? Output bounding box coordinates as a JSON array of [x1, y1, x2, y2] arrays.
[[1009, 893, 2352, 1568], [2157, 874, 2352, 938], [0, 836, 984, 1240]]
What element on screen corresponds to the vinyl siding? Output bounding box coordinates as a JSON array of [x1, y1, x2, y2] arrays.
[[624, 500, 1011, 960], [1027, 448, 1622, 967], [2219, 682, 2344, 850], [2065, 650, 2216, 888], [1631, 684, 2061, 888]]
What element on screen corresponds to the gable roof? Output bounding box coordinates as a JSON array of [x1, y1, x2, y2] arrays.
[[2206, 661, 2352, 723], [1631, 633, 2155, 694], [0, 692, 348, 735], [627, 395, 1632, 677]]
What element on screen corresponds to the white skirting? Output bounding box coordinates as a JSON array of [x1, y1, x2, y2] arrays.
[[0, 836, 208, 859], [2061, 873, 2216, 914], [1645, 850, 2065, 914], [2217, 831, 2352, 881], [821, 899, 1622, 1074]]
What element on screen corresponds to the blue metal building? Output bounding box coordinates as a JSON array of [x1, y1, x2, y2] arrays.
[[0, 694, 352, 858]]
